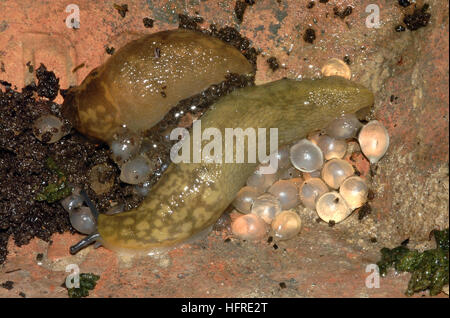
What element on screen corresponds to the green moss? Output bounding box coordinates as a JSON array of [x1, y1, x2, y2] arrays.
[[377, 229, 449, 296], [35, 157, 72, 203], [67, 273, 100, 298]]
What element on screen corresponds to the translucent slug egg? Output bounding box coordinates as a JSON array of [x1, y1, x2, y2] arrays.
[[69, 206, 96, 235], [299, 178, 329, 210], [289, 177, 304, 189], [325, 113, 362, 140], [251, 193, 282, 224], [303, 170, 322, 180], [133, 180, 152, 197], [358, 120, 389, 164], [110, 130, 143, 164], [290, 139, 324, 173], [278, 166, 302, 180], [233, 186, 260, 214], [321, 58, 352, 80], [276, 146, 292, 169], [316, 134, 347, 160], [308, 131, 322, 145], [120, 154, 153, 185], [32, 114, 67, 143], [231, 214, 268, 241], [60, 188, 83, 213], [268, 180, 299, 210], [246, 168, 278, 194], [316, 192, 352, 223], [339, 176, 369, 210], [321, 159, 354, 189], [271, 210, 302, 241]]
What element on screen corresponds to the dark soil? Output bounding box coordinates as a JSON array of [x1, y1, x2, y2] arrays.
[[234, 1, 248, 24], [403, 4, 431, 31], [303, 28, 316, 44], [113, 4, 128, 18], [36, 64, 60, 101], [143, 17, 154, 28], [266, 57, 280, 71], [178, 14, 259, 67], [333, 6, 353, 19], [234, 0, 256, 24], [105, 46, 115, 55], [0, 16, 257, 265], [398, 0, 411, 8]]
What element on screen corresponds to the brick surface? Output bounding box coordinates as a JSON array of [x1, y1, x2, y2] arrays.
[[0, 0, 448, 298]]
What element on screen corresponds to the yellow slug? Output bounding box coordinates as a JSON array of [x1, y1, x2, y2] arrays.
[[62, 29, 254, 142], [95, 76, 374, 253]]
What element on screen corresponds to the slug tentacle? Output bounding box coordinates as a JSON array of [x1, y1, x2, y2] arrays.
[[95, 76, 374, 253]]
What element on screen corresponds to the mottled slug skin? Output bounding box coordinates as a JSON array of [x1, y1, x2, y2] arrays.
[[62, 29, 254, 141], [97, 76, 374, 252]]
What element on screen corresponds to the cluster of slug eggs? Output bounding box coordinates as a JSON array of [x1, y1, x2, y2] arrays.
[[31, 113, 155, 231], [231, 115, 389, 242]]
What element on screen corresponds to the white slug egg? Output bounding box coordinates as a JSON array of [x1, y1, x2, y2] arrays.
[[251, 193, 282, 224], [233, 186, 260, 214], [308, 130, 322, 145], [32, 114, 67, 143], [358, 120, 389, 164], [303, 170, 322, 180], [278, 165, 303, 180], [316, 191, 352, 223], [133, 180, 152, 197], [232, 214, 268, 241], [316, 134, 347, 160], [69, 206, 96, 235], [290, 139, 324, 173], [321, 158, 354, 189], [119, 154, 153, 185], [276, 145, 292, 169], [339, 176, 369, 210], [271, 210, 302, 240], [60, 188, 83, 213], [325, 113, 362, 140], [268, 180, 299, 210], [247, 168, 278, 194], [321, 58, 352, 80], [109, 130, 143, 165], [299, 178, 329, 210]]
